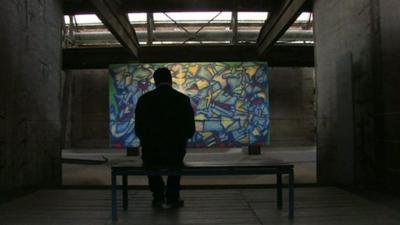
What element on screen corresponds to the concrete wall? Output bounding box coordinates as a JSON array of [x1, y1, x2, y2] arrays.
[[63, 67, 315, 148], [314, 0, 376, 185], [314, 0, 400, 190], [0, 0, 63, 192], [269, 67, 315, 146], [62, 70, 109, 148], [376, 0, 400, 190]]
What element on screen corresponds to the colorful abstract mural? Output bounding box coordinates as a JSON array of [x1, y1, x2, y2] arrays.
[[109, 62, 269, 148]]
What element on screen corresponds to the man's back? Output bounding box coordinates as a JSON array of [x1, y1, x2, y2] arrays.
[[135, 85, 195, 164], [134, 67, 195, 207]]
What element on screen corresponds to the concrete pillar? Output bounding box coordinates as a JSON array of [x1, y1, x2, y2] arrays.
[[0, 0, 63, 192], [314, 0, 400, 190], [314, 0, 376, 186], [374, 0, 400, 190]]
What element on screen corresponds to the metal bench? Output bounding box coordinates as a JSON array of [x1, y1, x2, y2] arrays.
[[111, 159, 294, 221]]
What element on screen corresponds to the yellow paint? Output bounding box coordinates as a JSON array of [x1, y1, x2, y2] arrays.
[[221, 117, 234, 128], [124, 74, 132, 85], [196, 80, 209, 89], [252, 129, 260, 136], [240, 136, 249, 143], [235, 101, 246, 112], [206, 90, 213, 106], [174, 78, 186, 86], [207, 65, 216, 75], [171, 64, 183, 73], [189, 64, 199, 75], [233, 86, 242, 94], [212, 89, 222, 98], [214, 74, 227, 88], [245, 66, 257, 77], [195, 114, 206, 120], [195, 122, 204, 131], [201, 132, 213, 139], [175, 71, 186, 79]]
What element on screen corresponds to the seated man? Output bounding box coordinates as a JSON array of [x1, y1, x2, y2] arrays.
[[134, 67, 195, 208]]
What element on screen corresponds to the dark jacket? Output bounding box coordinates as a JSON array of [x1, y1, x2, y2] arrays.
[[135, 85, 195, 165]]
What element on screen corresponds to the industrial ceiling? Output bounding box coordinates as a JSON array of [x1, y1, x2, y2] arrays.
[[62, 0, 314, 69]]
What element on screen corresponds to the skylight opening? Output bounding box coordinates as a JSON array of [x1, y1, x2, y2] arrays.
[[63, 14, 103, 26], [237, 12, 268, 23], [62, 11, 314, 48], [153, 12, 232, 24], [64, 16, 70, 25], [128, 13, 147, 24], [74, 14, 102, 25], [296, 12, 313, 23]]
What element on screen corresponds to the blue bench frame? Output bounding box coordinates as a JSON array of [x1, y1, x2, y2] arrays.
[[111, 161, 294, 221]]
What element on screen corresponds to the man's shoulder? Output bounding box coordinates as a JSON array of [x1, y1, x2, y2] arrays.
[[139, 89, 156, 100], [139, 87, 190, 102]]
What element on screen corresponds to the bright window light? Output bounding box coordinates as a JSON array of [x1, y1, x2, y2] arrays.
[[128, 13, 147, 23], [64, 15, 70, 25], [296, 12, 313, 22], [238, 12, 268, 23], [153, 12, 231, 23], [153, 13, 169, 22], [74, 14, 102, 24]]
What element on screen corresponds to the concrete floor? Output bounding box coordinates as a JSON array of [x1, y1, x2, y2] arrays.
[[1, 187, 399, 225], [62, 146, 316, 186]]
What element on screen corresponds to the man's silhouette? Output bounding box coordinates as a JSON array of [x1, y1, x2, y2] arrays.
[[135, 67, 195, 208]]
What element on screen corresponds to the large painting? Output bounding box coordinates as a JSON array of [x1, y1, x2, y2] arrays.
[[109, 62, 269, 148]]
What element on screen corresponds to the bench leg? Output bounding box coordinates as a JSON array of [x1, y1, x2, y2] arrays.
[[288, 168, 294, 220], [276, 170, 282, 209], [123, 175, 128, 210], [112, 173, 118, 221]]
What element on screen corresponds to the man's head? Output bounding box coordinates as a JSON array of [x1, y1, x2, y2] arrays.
[[153, 67, 172, 87]]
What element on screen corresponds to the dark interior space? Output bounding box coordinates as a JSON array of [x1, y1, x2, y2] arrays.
[[1, 0, 400, 224]]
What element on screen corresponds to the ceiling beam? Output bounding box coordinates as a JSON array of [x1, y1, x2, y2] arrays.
[[64, 0, 313, 15], [62, 45, 314, 69], [90, 0, 139, 57], [256, 0, 309, 57]]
